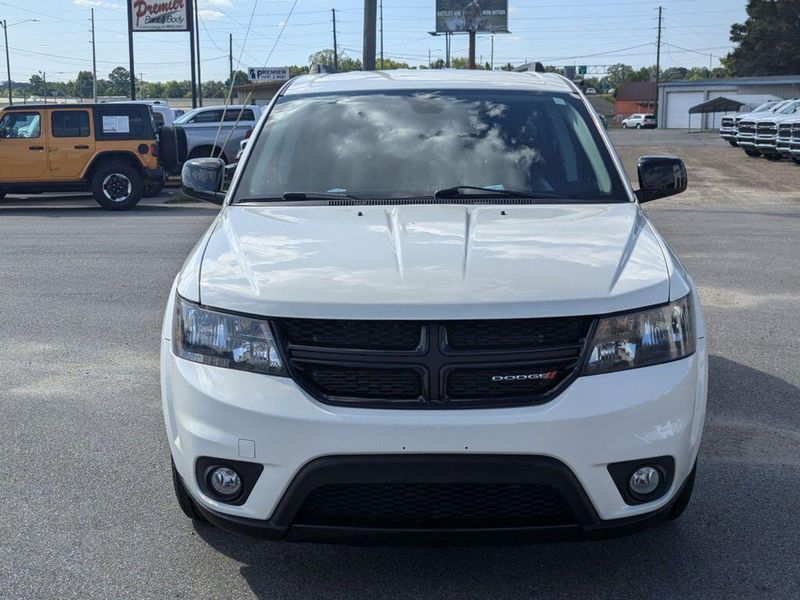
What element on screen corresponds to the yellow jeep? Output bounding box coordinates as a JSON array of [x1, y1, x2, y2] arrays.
[[0, 103, 174, 210]]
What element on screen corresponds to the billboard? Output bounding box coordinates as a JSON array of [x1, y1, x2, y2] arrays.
[[435, 0, 508, 33], [248, 67, 290, 82], [130, 0, 189, 32]]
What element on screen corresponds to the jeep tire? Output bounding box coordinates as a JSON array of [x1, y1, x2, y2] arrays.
[[91, 162, 144, 210], [744, 148, 761, 157]]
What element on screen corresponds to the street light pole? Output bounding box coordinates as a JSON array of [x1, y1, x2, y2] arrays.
[[2, 20, 11, 105]]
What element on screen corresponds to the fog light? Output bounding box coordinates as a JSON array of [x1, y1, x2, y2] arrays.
[[208, 466, 242, 499], [629, 466, 660, 496]]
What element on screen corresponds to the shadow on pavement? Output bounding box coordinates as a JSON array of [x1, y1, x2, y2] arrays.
[[0, 201, 216, 217], [188, 355, 800, 598]]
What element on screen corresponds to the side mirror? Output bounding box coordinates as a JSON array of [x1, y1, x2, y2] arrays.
[[181, 158, 226, 205], [636, 156, 688, 203]]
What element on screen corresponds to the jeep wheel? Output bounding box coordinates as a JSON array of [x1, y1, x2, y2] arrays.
[[765, 153, 782, 161], [91, 162, 144, 210], [622, 123, 628, 129], [635, 123, 642, 129], [744, 148, 761, 157], [728, 140, 738, 147]]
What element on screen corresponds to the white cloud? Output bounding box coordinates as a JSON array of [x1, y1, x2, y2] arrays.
[[202, 0, 233, 7], [198, 9, 225, 20], [73, 0, 123, 9]]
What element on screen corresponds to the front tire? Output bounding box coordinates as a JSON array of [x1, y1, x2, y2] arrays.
[[622, 123, 628, 129], [728, 140, 738, 147], [744, 148, 761, 157], [171, 459, 207, 523], [636, 123, 642, 129], [91, 162, 144, 210]]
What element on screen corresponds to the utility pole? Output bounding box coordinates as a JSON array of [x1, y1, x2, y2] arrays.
[[428, 49, 431, 69], [39, 70, 47, 103], [229, 34, 233, 81], [91, 9, 97, 101], [126, 0, 135, 100], [446, 32, 450, 68], [2, 20, 11, 105], [379, 0, 384, 69], [194, 0, 202, 106], [490, 33, 494, 70], [188, 0, 197, 108], [468, 31, 476, 69], [363, 0, 376, 71], [332, 9, 338, 70], [654, 5, 662, 114], [139, 72, 144, 98]]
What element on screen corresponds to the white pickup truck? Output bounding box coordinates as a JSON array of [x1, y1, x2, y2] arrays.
[[174, 104, 261, 164]]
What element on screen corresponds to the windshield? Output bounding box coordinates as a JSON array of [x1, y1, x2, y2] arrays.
[[235, 90, 628, 203], [779, 101, 800, 115], [755, 102, 778, 112]]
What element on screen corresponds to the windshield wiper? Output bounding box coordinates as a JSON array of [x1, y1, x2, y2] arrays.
[[236, 192, 365, 203], [433, 186, 568, 200], [282, 191, 365, 201]]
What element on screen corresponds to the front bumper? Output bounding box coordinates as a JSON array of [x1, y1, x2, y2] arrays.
[[754, 135, 778, 152], [162, 337, 707, 541]]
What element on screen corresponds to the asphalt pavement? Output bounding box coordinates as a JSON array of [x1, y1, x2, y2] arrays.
[[1, 130, 799, 598]]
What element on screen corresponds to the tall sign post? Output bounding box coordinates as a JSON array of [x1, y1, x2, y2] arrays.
[[127, 0, 192, 103], [435, 0, 508, 69]]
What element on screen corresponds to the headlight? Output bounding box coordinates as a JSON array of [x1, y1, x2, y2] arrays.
[[584, 295, 695, 375], [173, 296, 286, 376]]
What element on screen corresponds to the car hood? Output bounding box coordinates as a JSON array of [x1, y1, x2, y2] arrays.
[[196, 203, 670, 320]]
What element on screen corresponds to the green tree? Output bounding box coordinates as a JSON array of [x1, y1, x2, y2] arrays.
[[308, 49, 362, 72], [725, 0, 800, 76], [108, 67, 131, 96], [662, 67, 689, 81], [606, 64, 635, 90], [225, 70, 249, 87], [72, 71, 95, 99]]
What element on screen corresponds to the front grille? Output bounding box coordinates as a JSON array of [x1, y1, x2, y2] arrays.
[[444, 317, 591, 352], [294, 482, 575, 528], [778, 123, 793, 137], [792, 123, 800, 140], [756, 121, 777, 134], [738, 120, 755, 135], [446, 362, 575, 401], [302, 365, 423, 400], [278, 318, 422, 351], [275, 317, 592, 408], [721, 117, 734, 127]]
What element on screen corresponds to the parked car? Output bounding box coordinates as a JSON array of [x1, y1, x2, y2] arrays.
[[738, 99, 800, 158], [719, 100, 781, 147], [585, 87, 597, 95], [788, 119, 800, 164], [0, 102, 178, 208], [165, 70, 706, 544], [174, 104, 262, 164], [621, 113, 656, 129]]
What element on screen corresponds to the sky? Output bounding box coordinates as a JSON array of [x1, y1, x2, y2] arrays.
[[0, 0, 749, 83]]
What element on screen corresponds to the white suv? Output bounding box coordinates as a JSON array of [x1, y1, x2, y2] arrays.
[[621, 113, 657, 129], [164, 70, 706, 544]]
